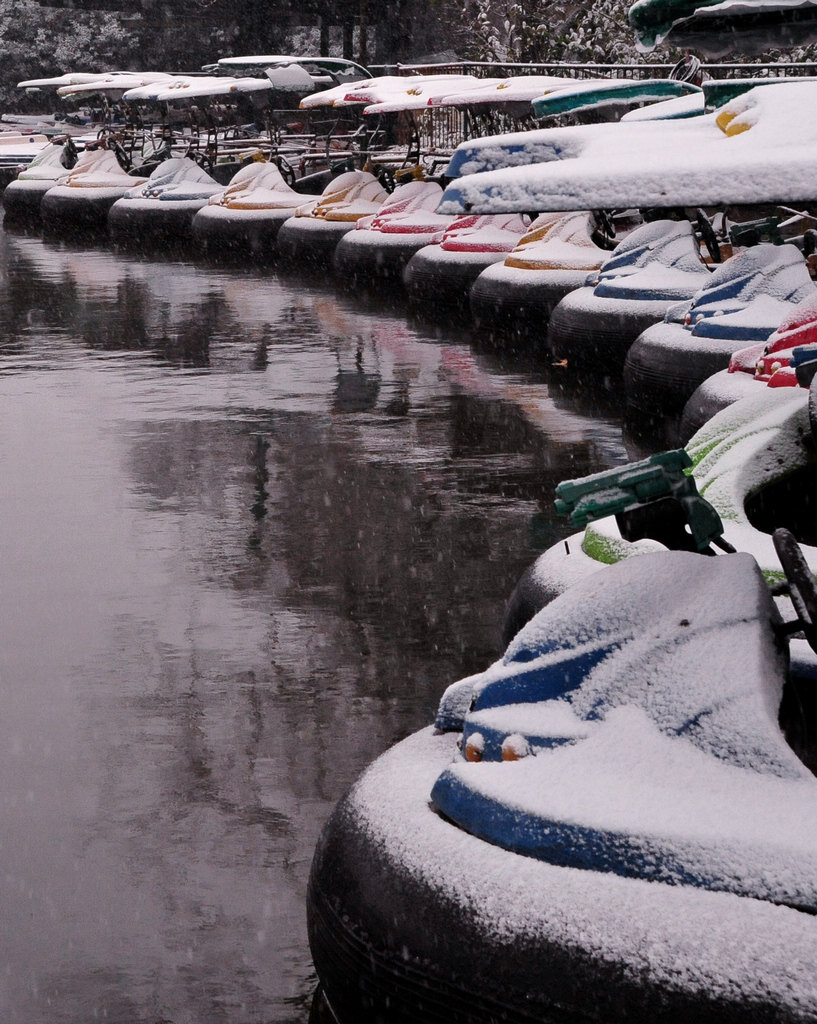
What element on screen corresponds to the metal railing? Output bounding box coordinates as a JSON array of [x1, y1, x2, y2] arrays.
[[368, 60, 817, 79]]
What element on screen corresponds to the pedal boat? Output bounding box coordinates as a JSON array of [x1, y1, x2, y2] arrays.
[[40, 142, 149, 234], [681, 289, 817, 439], [546, 218, 712, 371], [107, 156, 223, 245], [624, 242, 815, 416], [275, 170, 388, 268], [505, 384, 817, 641], [332, 177, 452, 285], [468, 210, 612, 338], [309, 532, 817, 1024], [403, 212, 529, 311], [191, 159, 309, 258], [2, 137, 81, 223]]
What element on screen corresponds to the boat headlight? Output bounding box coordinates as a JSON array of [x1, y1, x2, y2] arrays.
[[465, 733, 484, 763], [501, 734, 530, 761]]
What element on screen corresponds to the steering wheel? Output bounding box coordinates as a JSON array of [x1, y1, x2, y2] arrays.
[[670, 54, 702, 84], [591, 209, 616, 249], [696, 208, 722, 264], [376, 166, 396, 193], [193, 149, 215, 174], [773, 527, 817, 653], [276, 156, 296, 187], [109, 137, 132, 172]]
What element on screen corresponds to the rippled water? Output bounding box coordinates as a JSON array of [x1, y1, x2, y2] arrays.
[[0, 223, 640, 1024]]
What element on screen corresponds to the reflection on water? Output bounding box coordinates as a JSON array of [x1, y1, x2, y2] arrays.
[[0, 224, 640, 1023]]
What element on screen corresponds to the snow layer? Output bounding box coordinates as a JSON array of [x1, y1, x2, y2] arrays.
[[348, 725, 817, 1015], [53, 147, 147, 190], [502, 210, 606, 271], [120, 157, 220, 202], [439, 82, 817, 213], [688, 386, 817, 578], [434, 704, 817, 907], [205, 160, 306, 212], [351, 179, 450, 237]]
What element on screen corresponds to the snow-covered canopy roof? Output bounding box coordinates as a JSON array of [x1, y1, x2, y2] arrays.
[[629, 0, 817, 50], [529, 78, 700, 118], [121, 76, 226, 102], [438, 81, 817, 214], [361, 75, 496, 114], [302, 73, 615, 115], [299, 74, 414, 109], [620, 91, 705, 120], [430, 75, 580, 108], [19, 71, 159, 91], [55, 72, 175, 99], [213, 54, 370, 81]]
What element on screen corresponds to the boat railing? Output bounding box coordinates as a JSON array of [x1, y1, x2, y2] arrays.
[[367, 59, 817, 80]]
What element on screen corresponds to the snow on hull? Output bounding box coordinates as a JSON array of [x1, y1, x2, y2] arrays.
[[310, 724, 817, 1024]]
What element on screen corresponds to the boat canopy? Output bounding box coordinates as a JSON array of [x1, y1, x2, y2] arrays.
[[211, 55, 371, 85], [530, 78, 701, 119], [439, 80, 817, 214], [629, 0, 817, 52]]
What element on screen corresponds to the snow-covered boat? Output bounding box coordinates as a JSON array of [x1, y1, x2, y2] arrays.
[[309, 509, 817, 1023], [0, 131, 51, 188], [275, 170, 389, 267], [469, 210, 615, 337], [403, 213, 530, 311], [624, 242, 816, 415], [107, 156, 224, 244], [546, 218, 712, 371], [2, 136, 81, 222], [681, 288, 817, 438], [332, 176, 452, 284], [191, 158, 311, 258], [40, 140, 151, 233], [504, 383, 817, 643]]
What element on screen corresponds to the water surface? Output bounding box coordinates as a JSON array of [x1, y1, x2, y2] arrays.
[[0, 226, 635, 1024]]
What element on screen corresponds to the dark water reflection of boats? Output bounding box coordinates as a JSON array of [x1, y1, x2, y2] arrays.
[[0, 221, 656, 1023]]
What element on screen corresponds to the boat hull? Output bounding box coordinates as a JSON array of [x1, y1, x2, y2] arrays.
[[404, 244, 508, 311], [108, 196, 211, 246], [41, 184, 132, 235], [276, 215, 358, 268], [191, 204, 295, 259], [548, 286, 693, 373], [333, 228, 436, 285], [2, 177, 55, 223], [308, 726, 817, 1024], [624, 319, 748, 415], [469, 262, 588, 338]]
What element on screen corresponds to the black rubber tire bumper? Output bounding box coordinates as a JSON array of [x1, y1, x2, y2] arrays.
[[333, 229, 432, 285], [624, 321, 746, 416], [276, 216, 358, 268], [2, 178, 54, 223], [108, 197, 207, 245], [547, 287, 686, 374], [41, 186, 128, 234], [191, 204, 294, 259], [404, 245, 507, 310], [469, 262, 589, 336]]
